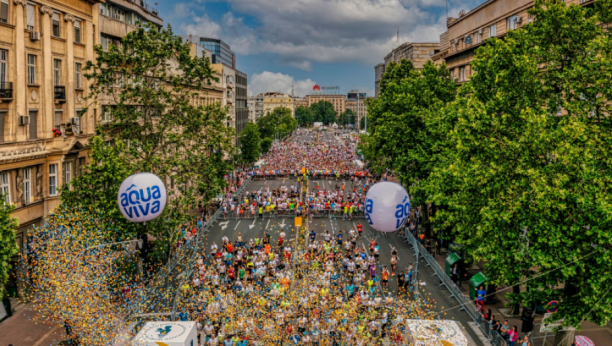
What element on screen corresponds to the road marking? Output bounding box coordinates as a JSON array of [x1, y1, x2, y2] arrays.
[[219, 221, 229, 230], [234, 220, 241, 230], [265, 219, 270, 229], [280, 219, 287, 229], [32, 325, 61, 346], [249, 218, 257, 229]]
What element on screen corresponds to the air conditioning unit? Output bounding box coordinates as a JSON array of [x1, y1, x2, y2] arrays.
[[70, 117, 80, 126], [515, 16, 523, 24], [19, 115, 29, 126], [30, 32, 41, 41]]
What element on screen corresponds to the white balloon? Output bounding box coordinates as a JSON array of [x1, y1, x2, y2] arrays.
[[364, 182, 410, 233], [117, 173, 167, 223]]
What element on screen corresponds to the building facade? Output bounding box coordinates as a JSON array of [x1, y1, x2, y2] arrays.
[[431, 0, 592, 83], [307, 94, 345, 116], [235, 70, 248, 134], [0, 0, 110, 261], [247, 96, 264, 123], [293, 97, 308, 110], [262, 92, 294, 117], [374, 63, 385, 98], [199, 37, 235, 69], [374, 42, 439, 98]]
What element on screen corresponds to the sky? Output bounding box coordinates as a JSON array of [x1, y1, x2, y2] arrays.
[[157, 0, 484, 97]]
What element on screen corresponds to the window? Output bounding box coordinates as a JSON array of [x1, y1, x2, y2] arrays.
[[78, 157, 85, 176], [52, 12, 60, 37], [27, 55, 36, 84], [528, 13, 535, 23], [464, 35, 472, 45], [23, 168, 31, 204], [475, 31, 481, 44], [0, 49, 6, 85], [489, 23, 497, 38], [507, 15, 520, 31], [0, 111, 5, 143], [54, 59, 61, 86], [75, 63, 82, 89], [49, 164, 57, 196], [26, 3, 35, 31], [29, 110, 37, 139], [64, 162, 72, 188], [55, 109, 62, 130], [74, 20, 81, 43], [0, 172, 9, 204], [0, 0, 8, 24]]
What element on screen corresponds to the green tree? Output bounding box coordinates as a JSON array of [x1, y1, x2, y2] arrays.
[[339, 109, 356, 127], [360, 115, 367, 131], [310, 101, 337, 125], [428, 0, 612, 334], [0, 198, 18, 300], [60, 137, 137, 241], [260, 137, 273, 153], [257, 107, 297, 140], [295, 106, 314, 126], [85, 23, 235, 251], [361, 59, 456, 206], [240, 122, 261, 163]]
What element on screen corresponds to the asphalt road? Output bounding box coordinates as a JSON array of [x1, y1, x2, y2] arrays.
[[146, 129, 485, 345]]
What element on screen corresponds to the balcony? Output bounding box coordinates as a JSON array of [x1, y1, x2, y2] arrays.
[[54, 86, 66, 103], [0, 82, 13, 100]]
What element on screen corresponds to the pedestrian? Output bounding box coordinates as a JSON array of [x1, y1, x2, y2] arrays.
[[451, 264, 460, 286], [507, 326, 519, 346], [476, 285, 486, 309]]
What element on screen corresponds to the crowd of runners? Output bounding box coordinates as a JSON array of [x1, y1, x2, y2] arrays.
[[252, 129, 364, 178], [177, 225, 432, 345]]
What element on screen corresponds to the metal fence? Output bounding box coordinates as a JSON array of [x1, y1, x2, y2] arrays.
[[400, 230, 510, 346], [127, 177, 253, 324]]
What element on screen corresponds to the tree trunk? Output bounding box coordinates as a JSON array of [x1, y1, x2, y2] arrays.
[[553, 329, 575, 346], [510, 284, 521, 315]]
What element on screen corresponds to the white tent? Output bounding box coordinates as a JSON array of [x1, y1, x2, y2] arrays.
[[133, 321, 197, 346]]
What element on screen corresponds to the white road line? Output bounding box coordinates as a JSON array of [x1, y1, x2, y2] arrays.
[[265, 219, 270, 229], [234, 220, 241, 230]]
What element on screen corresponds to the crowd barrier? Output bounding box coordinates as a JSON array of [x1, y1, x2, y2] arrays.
[[128, 177, 253, 322], [400, 230, 509, 346]]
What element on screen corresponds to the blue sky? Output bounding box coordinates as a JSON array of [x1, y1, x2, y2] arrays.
[[157, 0, 483, 97]]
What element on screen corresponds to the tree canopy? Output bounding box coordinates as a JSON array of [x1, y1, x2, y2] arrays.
[[295, 106, 315, 127], [310, 101, 337, 125], [83, 23, 235, 254], [240, 122, 261, 164], [257, 107, 297, 141], [0, 197, 18, 300], [338, 109, 356, 127], [360, 0, 612, 330]]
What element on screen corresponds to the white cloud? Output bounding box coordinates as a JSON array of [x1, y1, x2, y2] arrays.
[[248, 71, 316, 98], [286, 60, 313, 71]]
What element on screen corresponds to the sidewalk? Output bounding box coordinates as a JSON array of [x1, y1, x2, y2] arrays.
[[431, 250, 612, 346], [0, 304, 67, 346]]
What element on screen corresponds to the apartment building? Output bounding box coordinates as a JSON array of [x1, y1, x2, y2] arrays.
[[293, 97, 308, 110], [262, 92, 294, 117], [307, 94, 345, 116], [431, 0, 593, 83], [345, 91, 367, 124], [374, 42, 439, 98], [247, 96, 264, 123], [0, 0, 106, 259], [235, 70, 248, 134]]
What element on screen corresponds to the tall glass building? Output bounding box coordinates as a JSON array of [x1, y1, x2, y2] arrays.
[[199, 38, 235, 69]]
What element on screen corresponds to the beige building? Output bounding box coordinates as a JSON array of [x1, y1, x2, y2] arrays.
[[262, 92, 294, 117], [247, 95, 264, 123], [211, 63, 236, 128], [307, 94, 345, 116], [0, 0, 167, 262], [374, 42, 439, 98], [431, 0, 593, 83], [345, 100, 366, 120], [0, 0, 105, 255], [293, 96, 308, 110]]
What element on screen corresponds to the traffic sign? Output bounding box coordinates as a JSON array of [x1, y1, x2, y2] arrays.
[[546, 300, 559, 313]]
